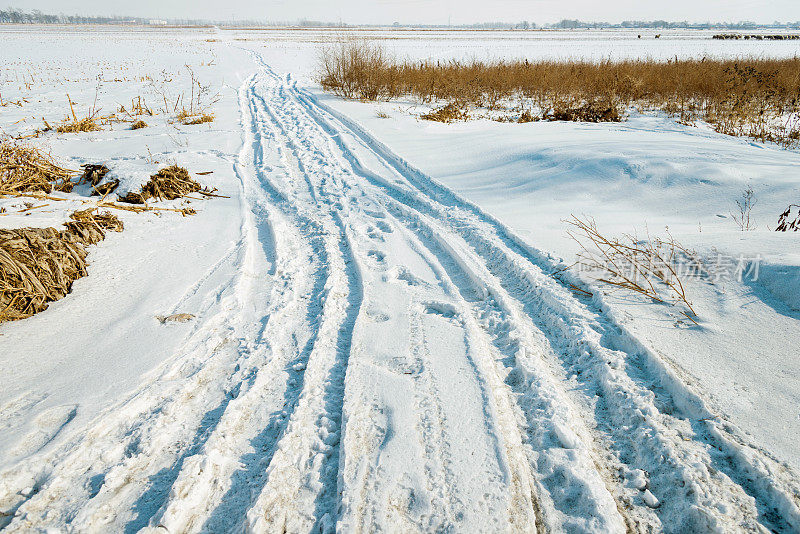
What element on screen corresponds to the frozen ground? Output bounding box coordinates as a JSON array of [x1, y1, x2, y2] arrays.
[[1, 25, 799, 533]]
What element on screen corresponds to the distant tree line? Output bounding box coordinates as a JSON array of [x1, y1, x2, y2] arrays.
[[1, 8, 799, 30], [0, 8, 340, 26], [0, 8, 149, 24], [554, 19, 800, 30], [401, 20, 800, 30]]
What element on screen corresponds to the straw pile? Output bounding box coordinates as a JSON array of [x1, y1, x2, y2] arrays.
[[63, 208, 124, 245], [78, 164, 119, 196], [176, 110, 214, 126], [80, 164, 109, 186], [0, 140, 74, 195], [182, 114, 214, 125], [421, 102, 470, 123], [0, 227, 87, 322], [548, 98, 622, 123], [120, 165, 200, 204], [0, 209, 123, 322], [56, 117, 101, 133]]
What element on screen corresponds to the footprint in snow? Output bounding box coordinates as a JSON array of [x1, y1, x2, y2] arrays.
[[374, 220, 392, 233], [9, 404, 78, 458], [0, 391, 48, 430], [363, 209, 386, 219], [365, 307, 390, 322], [365, 225, 385, 242], [386, 266, 427, 288], [421, 301, 460, 322], [366, 250, 387, 266], [382, 356, 423, 377]]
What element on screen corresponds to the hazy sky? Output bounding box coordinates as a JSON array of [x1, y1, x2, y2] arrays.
[[8, 0, 800, 24]]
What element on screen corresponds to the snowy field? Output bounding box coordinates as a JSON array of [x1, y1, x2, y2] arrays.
[[1, 25, 800, 532]]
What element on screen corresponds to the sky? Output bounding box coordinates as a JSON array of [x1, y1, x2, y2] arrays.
[[6, 0, 800, 25]]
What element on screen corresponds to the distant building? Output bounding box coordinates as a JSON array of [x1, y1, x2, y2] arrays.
[[148, 19, 168, 26]]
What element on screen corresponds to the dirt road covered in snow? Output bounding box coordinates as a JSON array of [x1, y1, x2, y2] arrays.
[[2, 42, 800, 532]]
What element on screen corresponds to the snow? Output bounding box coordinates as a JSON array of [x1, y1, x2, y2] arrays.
[[317, 89, 800, 477], [1, 25, 800, 533]]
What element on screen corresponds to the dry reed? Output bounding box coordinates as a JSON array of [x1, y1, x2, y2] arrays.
[[119, 164, 201, 204], [0, 139, 74, 195], [319, 41, 800, 143], [420, 101, 470, 123], [56, 117, 101, 133], [177, 111, 214, 125], [0, 208, 123, 322], [56, 94, 102, 133]]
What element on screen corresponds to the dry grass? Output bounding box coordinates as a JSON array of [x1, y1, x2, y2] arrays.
[[131, 120, 148, 130], [319, 41, 800, 143], [119, 164, 201, 204], [549, 97, 622, 123], [421, 101, 470, 123], [178, 112, 214, 125], [0, 139, 74, 195], [155, 65, 219, 125], [516, 110, 537, 123], [119, 96, 152, 118], [56, 117, 101, 133], [1, 142, 203, 217], [731, 186, 758, 231], [77, 164, 121, 197], [0, 149, 205, 321], [55, 94, 102, 133], [98, 199, 197, 217], [714, 34, 800, 41], [319, 39, 397, 101], [776, 204, 800, 232], [0, 208, 122, 322], [566, 215, 700, 322], [63, 208, 124, 245]]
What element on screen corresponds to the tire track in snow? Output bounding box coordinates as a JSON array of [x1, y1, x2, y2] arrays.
[[127, 75, 336, 533], [261, 63, 636, 531], [323, 200, 524, 532], [259, 62, 542, 531], [247, 57, 627, 532], [284, 74, 800, 532], [384, 203, 632, 533], [0, 75, 312, 533], [241, 71, 363, 533], [331, 212, 468, 533], [244, 63, 541, 532]]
